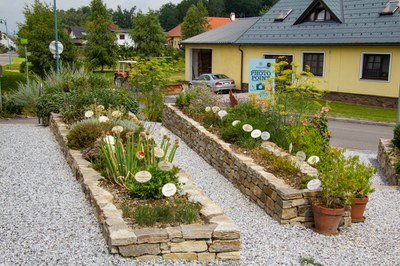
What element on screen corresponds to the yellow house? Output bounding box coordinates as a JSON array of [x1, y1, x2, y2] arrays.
[[182, 0, 400, 102]]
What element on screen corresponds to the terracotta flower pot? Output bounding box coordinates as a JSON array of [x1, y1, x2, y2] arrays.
[[351, 197, 369, 223], [312, 202, 345, 235]]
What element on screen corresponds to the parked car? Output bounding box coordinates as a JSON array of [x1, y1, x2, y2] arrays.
[[189, 73, 236, 93]]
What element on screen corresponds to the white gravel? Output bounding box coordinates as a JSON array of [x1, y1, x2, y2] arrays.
[[1, 122, 399, 266]]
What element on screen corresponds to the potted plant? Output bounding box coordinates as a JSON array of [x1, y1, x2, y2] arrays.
[[311, 148, 353, 235], [347, 157, 377, 222]]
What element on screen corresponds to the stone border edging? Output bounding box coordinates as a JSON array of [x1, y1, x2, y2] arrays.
[[162, 104, 351, 227], [49, 113, 241, 261], [377, 138, 400, 186]]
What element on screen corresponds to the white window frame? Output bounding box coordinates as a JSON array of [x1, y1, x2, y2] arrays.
[[262, 53, 294, 62], [301, 51, 325, 77], [359, 52, 392, 82]]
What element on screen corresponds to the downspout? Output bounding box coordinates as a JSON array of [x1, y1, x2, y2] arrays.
[[238, 45, 244, 91]]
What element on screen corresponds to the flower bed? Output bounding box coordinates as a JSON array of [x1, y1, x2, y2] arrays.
[[50, 113, 241, 261], [377, 138, 400, 185], [162, 104, 352, 227]]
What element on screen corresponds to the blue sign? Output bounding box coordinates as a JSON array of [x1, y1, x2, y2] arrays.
[[249, 59, 275, 104]]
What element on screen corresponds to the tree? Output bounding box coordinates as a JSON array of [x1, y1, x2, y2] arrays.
[[85, 0, 117, 71], [158, 2, 180, 31], [181, 0, 210, 40], [130, 11, 165, 57], [58, 6, 91, 27], [18, 0, 76, 77], [206, 0, 226, 17], [177, 0, 200, 21], [112, 5, 136, 28]]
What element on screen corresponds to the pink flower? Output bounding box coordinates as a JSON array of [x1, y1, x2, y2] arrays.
[[313, 122, 318, 128], [136, 151, 145, 160], [321, 106, 330, 113]]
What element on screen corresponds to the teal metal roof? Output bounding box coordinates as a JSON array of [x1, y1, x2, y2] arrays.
[[183, 0, 400, 46], [236, 0, 400, 45], [181, 17, 259, 44]]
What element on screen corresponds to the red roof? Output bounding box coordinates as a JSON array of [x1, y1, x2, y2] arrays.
[[166, 17, 234, 38]]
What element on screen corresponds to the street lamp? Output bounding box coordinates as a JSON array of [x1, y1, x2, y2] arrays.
[[0, 19, 12, 68], [53, 0, 60, 79]]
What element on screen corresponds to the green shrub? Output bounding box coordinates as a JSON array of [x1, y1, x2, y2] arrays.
[[11, 80, 41, 115], [67, 121, 114, 149], [125, 165, 180, 199], [393, 124, 400, 149], [185, 87, 224, 118], [36, 93, 64, 123], [175, 88, 200, 109]]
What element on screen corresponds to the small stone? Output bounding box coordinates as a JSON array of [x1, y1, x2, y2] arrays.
[[119, 243, 160, 257], [209, 239, 241, 252], [170, 241, 208, 253], [216, 251, 241, 261], [198, 253, 216, 261], [213, 223, 240, 240], [134, 228, 169, 244], [181, 224, 216, 240], [163, 253, 198, 260], [166, 226, 183, 239], [136, 255, 161, 261]]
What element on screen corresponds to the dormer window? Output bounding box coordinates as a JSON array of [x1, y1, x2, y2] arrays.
[[305, 3, 333, 22], [380, 0, 399, 15]]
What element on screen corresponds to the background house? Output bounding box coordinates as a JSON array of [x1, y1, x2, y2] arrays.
[[166, 17, 236, 49], [109, 24, 135, 47], [182, 0, 400, 104], [68, 26, 87, 46], [0, 32, 16, 50]]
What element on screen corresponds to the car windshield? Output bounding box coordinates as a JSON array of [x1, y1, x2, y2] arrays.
[[212, 74, 229, 79]]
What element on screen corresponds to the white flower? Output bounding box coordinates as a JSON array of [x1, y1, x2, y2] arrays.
[[307, 156, 320, 165], [217, 110, 228, 119], [98, 115, 109, 123], [154, 147, 165, 158], [112, 126, 124, 134], [296, 151, 306, 161], [212, 106, 220, 113], [111, 110, 123, 118], [242, 124, 253, 132], [134, 171, 152, 183], [205, 106, 211, 112], [289, 143, 293, 154], [251, 129, 262, 138], [162, 183, 177, 197], [97, 105, 105, 111], [232, 120, 241, 127], [103, 135, 115, 145], [84, 110, 94, 118], [261, 131, 270, 141], [158, 160, 173, 171]]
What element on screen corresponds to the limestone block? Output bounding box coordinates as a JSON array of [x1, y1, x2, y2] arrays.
[[213, 223, 240, 240], [136, 255, 161, 261], [134, 228, 169, 244], [119, 243, 160, 257], [170, 241, 208, 253], [163, 253, 198, 260], [198, 253, 216, 261], [216, 251, 241, 261], [109, 229, 137, 246], [209, 240, 241, 252], [277, 187, 303, 200], [166, 226, 182, 239], [200, 204, 224, 219], [181, 224, 216, 240]]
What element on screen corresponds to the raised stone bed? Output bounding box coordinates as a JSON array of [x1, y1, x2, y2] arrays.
[[49, 113, 241, 261], [162, 104, 351, 227], [377, 138, 400, 186]]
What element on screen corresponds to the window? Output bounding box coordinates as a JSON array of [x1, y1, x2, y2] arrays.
[[303, 53, 324, 76], [361, 54, 390, 81], [274, 9, 293, 22], [305, 3, 334, 22], [380, 0, 399, 15], [263, 54, 293, 70], [119, 34, 125, 40]]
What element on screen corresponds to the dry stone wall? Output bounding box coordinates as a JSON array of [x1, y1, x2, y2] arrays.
[[49, 113, 241, 261], [377, 138, 400, 185], [162, 104, 351, 227]]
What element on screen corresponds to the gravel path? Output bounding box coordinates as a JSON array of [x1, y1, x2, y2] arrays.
[[1, 122, 399, 265]]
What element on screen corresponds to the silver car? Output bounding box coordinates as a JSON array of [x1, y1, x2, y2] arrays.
[[189, 74, 236, 92]]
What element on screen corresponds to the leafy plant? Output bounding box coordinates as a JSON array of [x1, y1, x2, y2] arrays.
[[67, 121, 114, 149], [347, 156, 376, 200], [300, 257, 324, 266], [393, 124, 400, 149], [11, 80, 41, 115]]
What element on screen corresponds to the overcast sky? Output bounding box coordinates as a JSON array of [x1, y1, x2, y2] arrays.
[[0, 0, 182, 34]]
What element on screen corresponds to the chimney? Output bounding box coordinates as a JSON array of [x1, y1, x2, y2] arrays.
[[230, 12, 236, 21]]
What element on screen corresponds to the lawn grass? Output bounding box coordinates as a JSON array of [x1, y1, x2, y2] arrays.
[[0, 70, 31, 93], [320, 100, 397, 123]]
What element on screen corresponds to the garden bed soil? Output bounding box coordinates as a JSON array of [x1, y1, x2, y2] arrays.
[[50, 113, 241, 261], [162, 104, 352, 228]]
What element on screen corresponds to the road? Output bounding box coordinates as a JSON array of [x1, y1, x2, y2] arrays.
[[0, 52, 18, 66], [329, 118, 394, 151]]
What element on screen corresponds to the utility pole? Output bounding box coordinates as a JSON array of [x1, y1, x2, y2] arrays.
[[53, 0, 59, 79]]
